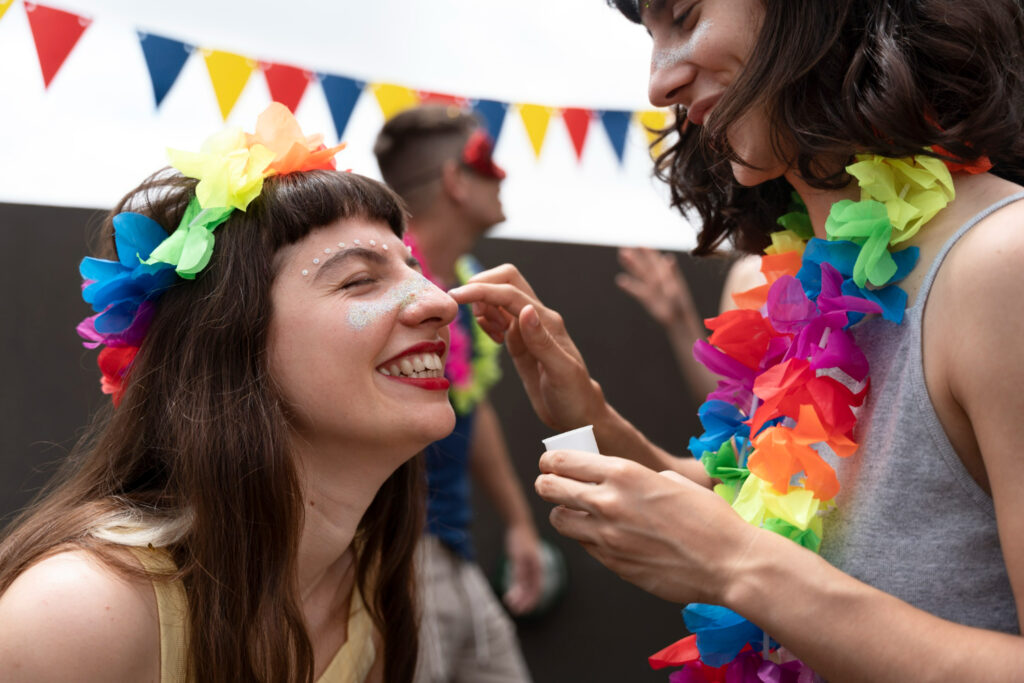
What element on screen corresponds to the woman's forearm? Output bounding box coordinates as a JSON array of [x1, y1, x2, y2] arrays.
[[723, 529, 1024, 683]]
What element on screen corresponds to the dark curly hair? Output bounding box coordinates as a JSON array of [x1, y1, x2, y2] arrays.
[[608, 0, 1024, 254]]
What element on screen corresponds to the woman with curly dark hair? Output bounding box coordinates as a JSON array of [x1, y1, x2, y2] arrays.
[[451, 1, 1024, 679], [0, 104, 457, 682]]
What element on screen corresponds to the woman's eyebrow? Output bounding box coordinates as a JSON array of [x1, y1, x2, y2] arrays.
[[312, 246, 388, 283]]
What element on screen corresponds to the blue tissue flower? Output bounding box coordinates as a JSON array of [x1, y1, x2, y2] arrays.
[[80, 212, 178, 334]]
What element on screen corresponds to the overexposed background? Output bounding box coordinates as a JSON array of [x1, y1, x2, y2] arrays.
[[0, 0, 700, 249]]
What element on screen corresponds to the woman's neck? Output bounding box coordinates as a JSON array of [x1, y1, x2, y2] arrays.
[[784, 170, 860, 239], [291, 439, 394, 606]]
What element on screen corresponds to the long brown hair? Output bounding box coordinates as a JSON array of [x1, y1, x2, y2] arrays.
[[0, 169, 423, 682], [609, 0, 1024, 254]]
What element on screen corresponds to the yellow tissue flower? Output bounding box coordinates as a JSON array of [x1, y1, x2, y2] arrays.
[[847, 154, 955, 244], [167, 128, 276, 212], [731, 474, 823, 531]]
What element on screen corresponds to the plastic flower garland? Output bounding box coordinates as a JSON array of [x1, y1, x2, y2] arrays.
[[77, 103, 346, 404], [650, 150, 990, 681], [403, 234, 502, 415]]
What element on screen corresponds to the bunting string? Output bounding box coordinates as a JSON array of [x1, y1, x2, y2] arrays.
[[5, 0, 669, 166]]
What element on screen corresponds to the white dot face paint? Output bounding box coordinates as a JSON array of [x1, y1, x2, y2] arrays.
[[302, 269, 309, 277], [651, 19, 713, 70], [346, 273, 435, 330]]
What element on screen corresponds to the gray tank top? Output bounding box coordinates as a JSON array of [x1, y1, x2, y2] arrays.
[[818, 191, 1024, 634]]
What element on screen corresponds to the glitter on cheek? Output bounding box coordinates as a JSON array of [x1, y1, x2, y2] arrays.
[[651, 19, 713, 70], [345, 275, 436, 330]]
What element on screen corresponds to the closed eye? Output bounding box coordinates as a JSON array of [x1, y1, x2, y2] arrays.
[[340, 276, 378, 290], [673, 5, 695, 27]]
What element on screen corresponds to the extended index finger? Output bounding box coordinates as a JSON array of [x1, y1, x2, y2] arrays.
[[539, 449, 625, 484], [453, 263, 540, 300], [448, 281, 539, 318]]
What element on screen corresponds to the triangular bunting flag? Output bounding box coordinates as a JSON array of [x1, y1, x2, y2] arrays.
[[202, 49, 255, 121], [518, 104, 553, 159], [371, 83, 420, 120], [321, 74, 364, 140], [138, 32, 192, 107], [472, 99, 508, 145], [561, 108, 592, 161], [262, 62, 312, 113], [418, 91, 469, 108], [599, 110, 632, 164], [24, 3, 91, 88], [637, 109, 671, 157], [0, 0, 15, 23]]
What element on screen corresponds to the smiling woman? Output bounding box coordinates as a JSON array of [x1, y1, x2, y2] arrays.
[[0, 106, 454, 683]]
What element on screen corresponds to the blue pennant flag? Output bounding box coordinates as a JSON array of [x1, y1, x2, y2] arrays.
[[599, 110, 632, 164], [320, 74, 364, 141], [137, 32, 192, 108], [472, 99, 508, 144]]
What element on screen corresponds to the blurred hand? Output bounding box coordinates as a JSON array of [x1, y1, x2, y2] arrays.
[[449, 264, 607, 432], [502, 524, 543, 615], [615, 247, 699, 332], [535, 449, 757, 606]]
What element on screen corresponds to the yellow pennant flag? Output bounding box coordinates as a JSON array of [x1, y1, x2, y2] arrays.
[[518, 104, 553, 159], [371, 83, 420, 120], [203, 49, 255, 121], [636, 109, 671, 158], [0, 0, 13, 23]]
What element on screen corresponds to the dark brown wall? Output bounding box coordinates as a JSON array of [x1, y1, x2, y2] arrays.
[[0, 201, 730, 682]]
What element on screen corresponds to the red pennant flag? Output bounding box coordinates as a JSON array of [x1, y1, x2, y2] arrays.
[[24, 3, 91, 88], [561, 107, 592, 161], [261, 62, 312, 113]]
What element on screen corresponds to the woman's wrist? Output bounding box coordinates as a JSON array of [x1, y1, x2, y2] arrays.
[[716, 524, 813, 618]]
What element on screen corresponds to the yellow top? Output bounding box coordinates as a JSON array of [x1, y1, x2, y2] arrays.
[[130, 547, 376, 683]]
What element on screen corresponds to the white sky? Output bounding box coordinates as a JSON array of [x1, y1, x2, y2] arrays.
[[0, 0, 700, 250]]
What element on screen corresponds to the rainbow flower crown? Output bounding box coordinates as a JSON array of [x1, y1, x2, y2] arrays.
[[77, 103, 347, 404]]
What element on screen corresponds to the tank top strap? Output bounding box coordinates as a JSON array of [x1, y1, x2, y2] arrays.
[[910, 190, 1024, 311], [129, 546, 190, 683]]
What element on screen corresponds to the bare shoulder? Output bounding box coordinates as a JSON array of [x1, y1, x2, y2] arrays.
[[0, 548, 160, 682], [942, 188, 1024, 314]]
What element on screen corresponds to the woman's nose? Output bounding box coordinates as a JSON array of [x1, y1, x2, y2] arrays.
[[399, 275, 459, 328], [648, 43, 697, 108]]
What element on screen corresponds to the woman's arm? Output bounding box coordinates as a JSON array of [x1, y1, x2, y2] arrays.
[[450, 264, 710, 485], [532, 202, 1024, 682], [615, 247, 718, 401], [0, 549, 159, 682], [535, 448, 1024, 682]]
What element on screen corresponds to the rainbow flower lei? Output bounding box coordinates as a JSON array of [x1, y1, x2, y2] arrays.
[[403, 234, 501, 415], [77, 103, 346, 404], [649, 150, 991, 681]]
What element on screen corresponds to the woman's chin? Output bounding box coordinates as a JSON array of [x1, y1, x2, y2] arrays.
[[408, 407, 457, 454], [429, 408, 457, 443]]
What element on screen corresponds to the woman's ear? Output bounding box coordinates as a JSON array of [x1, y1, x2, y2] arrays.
[[440, 159, 466, 204]]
